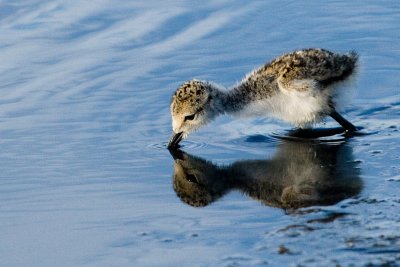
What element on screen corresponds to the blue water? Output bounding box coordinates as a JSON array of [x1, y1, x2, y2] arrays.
[[0, 1, 399, 266]]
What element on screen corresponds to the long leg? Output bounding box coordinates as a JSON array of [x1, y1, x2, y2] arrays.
[[330, 110, 357, 132]]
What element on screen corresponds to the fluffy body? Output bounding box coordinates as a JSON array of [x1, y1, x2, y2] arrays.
[[169, 48, 358, 142], [237, 85, 332, 127]]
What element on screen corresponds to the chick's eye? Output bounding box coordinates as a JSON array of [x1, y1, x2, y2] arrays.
[[186, 174, 198, 183], [184, 114, 196, 121]]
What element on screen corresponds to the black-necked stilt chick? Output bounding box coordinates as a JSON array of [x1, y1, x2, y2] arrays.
[[168, 48, 358, 148]]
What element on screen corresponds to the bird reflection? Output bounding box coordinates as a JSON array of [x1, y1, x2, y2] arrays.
[[169, 141, 362, 209]]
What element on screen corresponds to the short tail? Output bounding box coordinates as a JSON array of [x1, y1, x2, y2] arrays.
[[342, 50, 359, 79], [320, 50, 359, 86], [347, 50, 359, 66]]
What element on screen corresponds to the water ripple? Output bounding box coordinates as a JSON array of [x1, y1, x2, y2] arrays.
[[148, 140, 208, 150]]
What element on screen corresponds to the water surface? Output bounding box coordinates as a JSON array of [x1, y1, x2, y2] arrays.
[[0, 1, 399, 266]]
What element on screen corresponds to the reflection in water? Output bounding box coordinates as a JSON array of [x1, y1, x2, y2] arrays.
[[170, 141, 362, 209]]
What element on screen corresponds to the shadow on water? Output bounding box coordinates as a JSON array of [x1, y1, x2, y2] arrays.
[[270, 126, 371, 143], [168, 139, 362, 211], [227, 127, 372, 149]]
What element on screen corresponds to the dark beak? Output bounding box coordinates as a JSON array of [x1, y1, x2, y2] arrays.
[[167, 132, 183, 148]]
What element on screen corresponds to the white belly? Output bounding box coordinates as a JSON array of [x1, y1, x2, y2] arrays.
[[240, 89, 331, 127]]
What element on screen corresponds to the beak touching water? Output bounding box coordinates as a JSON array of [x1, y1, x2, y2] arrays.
[[168, 147, 184, 160], [168, 132, 183, 148]]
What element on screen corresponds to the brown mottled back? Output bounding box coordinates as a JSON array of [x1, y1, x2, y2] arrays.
[[259, 48, 358, 87]]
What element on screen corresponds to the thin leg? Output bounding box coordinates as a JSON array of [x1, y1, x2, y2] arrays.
[[330, 110, 357, 132]]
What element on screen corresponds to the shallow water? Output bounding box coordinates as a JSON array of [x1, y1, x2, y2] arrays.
[[0, 1, 399, 266]]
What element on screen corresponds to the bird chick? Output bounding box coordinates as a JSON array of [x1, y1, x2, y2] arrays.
[[168, 48, 358, 147]]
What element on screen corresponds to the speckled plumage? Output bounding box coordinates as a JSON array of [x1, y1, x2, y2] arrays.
[[263, 48, 357, 87], [168, 48, 358, 146]]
